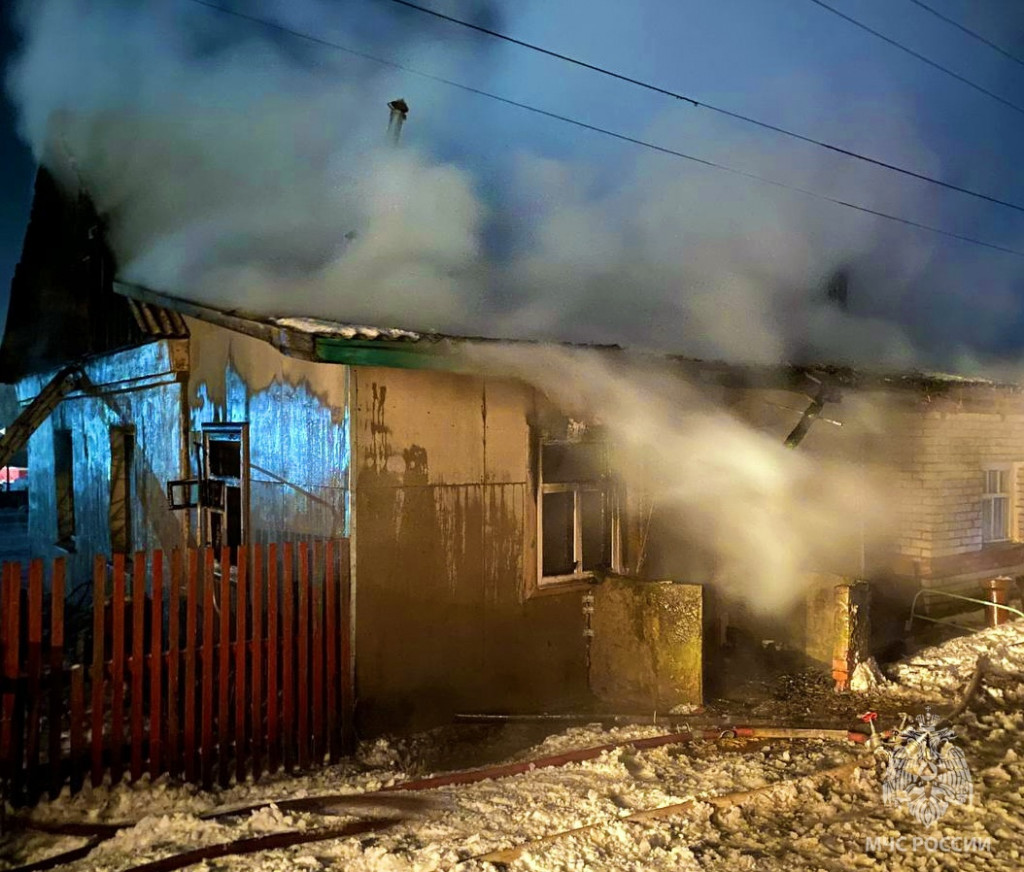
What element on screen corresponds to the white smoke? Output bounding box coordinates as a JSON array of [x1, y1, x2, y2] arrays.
[[473, 344, 890, 613], [7, 0, 1024, 367]]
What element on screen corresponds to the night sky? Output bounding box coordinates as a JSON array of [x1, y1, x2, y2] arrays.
[[3, 1, 1024, 365], [0, 6, 34, 335]]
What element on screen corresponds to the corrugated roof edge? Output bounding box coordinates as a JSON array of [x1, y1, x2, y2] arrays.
[[114, 281, 1022, 393]]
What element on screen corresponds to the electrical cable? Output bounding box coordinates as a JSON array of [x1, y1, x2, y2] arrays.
[[382, 0, 1024, 216], [806, 0, 1024, 116], [905, 0, 1024, 69], [184, 0, 1024, 260]]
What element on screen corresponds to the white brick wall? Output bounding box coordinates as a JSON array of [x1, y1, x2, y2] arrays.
[[888, 393, 1024, 559]]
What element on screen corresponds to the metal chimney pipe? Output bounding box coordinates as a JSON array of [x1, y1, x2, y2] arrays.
[[387, 99, 409, 145]]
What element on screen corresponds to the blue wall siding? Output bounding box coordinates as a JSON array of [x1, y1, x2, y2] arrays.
[[18, 341, 188, 583], [186, 320, 350, 543]]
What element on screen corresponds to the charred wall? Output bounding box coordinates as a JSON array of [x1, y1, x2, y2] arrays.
[[17, 340, 189, 582], [0, 169, 146, 382], [351, 366, 587, 734]]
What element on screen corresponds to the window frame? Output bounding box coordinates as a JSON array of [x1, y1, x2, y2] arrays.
[[536, 434, 620, 590], [981, 464, 1013, 544], [53, 428, 76, 552], [200, 422, 250, 555], [109, 426, 135, 555]]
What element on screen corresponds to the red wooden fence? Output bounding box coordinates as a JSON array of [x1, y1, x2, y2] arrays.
[[0, 539, 353, 805]]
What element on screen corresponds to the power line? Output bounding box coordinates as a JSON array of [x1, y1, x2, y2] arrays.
[[806, 0, 1024, 116], [184, 0, 1024, 260], [905, 0, 1024, 69], [382, 0, 1024, 216]]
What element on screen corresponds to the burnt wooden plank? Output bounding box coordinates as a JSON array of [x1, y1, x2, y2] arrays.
[[183, 550, 199, 784], [149, 550, 164, 779], [90, 556, 106, 789], [235, 547, 247, 785], [110, 553, 127, 785], [218, 547, 231, 788], [49, 560, 65, 798], [69, 665, 85, 794], [25, 559, 43, 800], [297, 542, 310, 770], [201, 548, 215, 790], [130, 551, 146, 782], [311, 541, 324, 764], [324, 540, 338, 762], [167, 549, 182, 779], [266, 544, 279, 775], [281, 542, 294, 772], [250, 544, 263, 781]]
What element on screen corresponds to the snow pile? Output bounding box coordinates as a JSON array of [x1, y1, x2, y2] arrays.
[[889, 621, 1024, 695], [849, 657, 891, 691]]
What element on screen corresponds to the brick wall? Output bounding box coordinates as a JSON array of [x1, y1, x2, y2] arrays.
[[884, 390, 1024, 583]]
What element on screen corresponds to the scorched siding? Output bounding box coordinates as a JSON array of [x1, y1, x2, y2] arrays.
[[185, 316, 350, 542], [351, 365, 587, 733], [17, 339, 189, 582]]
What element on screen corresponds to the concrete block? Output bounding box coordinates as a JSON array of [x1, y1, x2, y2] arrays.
[[589, 577, 703, 709], [832, 581, 871, 692]]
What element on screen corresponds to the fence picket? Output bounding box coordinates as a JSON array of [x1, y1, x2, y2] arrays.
[[325, 540, 338, 762], [266, 543, 280, 775], [149, 550, 163, 779], [130, 551, 146, 782], [183, 550, 198, 784], [1, 564, 21, 801], [281, 542, 294, 772], [25, 560, 43, 800], [110, 553, 126, 785], [201, 548, 215, 791], [1, 538, 350, 803], [168, 549, 182, 780], [218, 547, 231, 788], [235, 547, 247, 785], [297, 543, 310, 771], [90, 556, 105, 789], [251, 544, 263, 781], [312, 541, 324, 764], [48, 560, 65, 798]]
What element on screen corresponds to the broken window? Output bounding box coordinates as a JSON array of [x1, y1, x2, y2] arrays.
[[201, 423, 249, 560], [54, 429, 76, 551], [982, 467, 1011, 543], [538, 436, 617, 584], [109, 427, 135, 554]]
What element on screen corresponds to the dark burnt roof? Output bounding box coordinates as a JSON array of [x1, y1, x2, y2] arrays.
[[0, 168, 186, 383], [114, 282, 1020, 394]]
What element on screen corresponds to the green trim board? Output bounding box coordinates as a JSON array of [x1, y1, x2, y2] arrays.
[[314, 337, 462, 371]]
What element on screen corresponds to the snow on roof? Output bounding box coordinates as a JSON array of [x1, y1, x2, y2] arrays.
[[271, 317, 425, 342]]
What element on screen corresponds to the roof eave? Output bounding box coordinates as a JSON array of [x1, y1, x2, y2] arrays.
[[114, 281, 315, 360]]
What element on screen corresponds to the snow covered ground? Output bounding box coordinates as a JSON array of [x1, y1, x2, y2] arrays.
[[2, 620, 1022, 872]]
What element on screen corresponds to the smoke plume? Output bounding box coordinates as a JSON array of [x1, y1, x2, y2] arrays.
[[474, 344, 890, 613], [7, 0, 1024, 368]]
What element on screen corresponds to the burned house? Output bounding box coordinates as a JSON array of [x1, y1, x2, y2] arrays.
[[2, 169, 1024, 734]]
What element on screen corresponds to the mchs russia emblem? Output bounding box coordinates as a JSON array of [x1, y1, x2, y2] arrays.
[[881, 708, 973, 826]]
